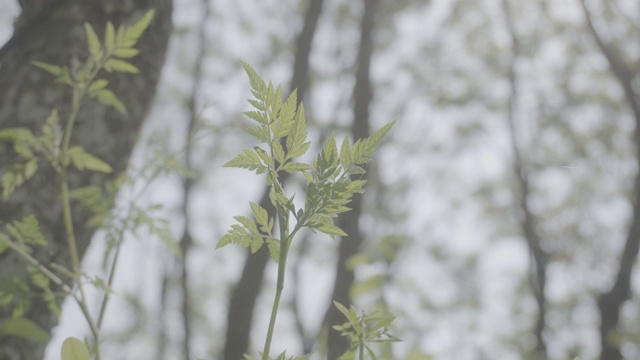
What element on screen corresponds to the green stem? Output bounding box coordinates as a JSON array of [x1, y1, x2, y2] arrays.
[[262, 205, 291, 360], [358, 316, 365, 360], [2, 238, 98, 340], [59, 85, 101, 358]]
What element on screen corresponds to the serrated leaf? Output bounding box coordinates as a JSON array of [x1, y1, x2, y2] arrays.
[[250, 235, 263, 253], [0, 127, 34, 145], [245, 110, 268, 125], [315, 223, 347, 238], [224, 148, 266, 174], [315, 133, 339, 180], [247, 98, 266, 112], [245, 124, 270, 142], [340, 136, 351, 169], [268, 84, 283, 121], [88, 79, 109, 94], [116, 25, 126, 46], [235, 215, 258, 234], [348, 165, 366, 175], [60, 337, 91, 360], [352, 121, 396, 164], [105, 21, 115, 52], [95, 88, 127, 114], [250, 202, 270, 232], [266, 238, 280, 263], [2, 162, 39, 200], [112, 47, 139, 58], [67, 146, 113, 173], [288, 141, 310, 159], [31, 61, 63, 77], [286, 103, 309, 159], [124, 9, 155, 43], [24, 159, 38, 180], [0, 317, 51, 343], [272, 140, 285, 164], [55, 67, 73, 86], [280, 162, 311, 173], [241, 61, 267, 97], [333, 301, 354, 323], [273, 89, 297, 138], [348, 179, 367, 193], [104, 58, 139, 74], [84, 22, 102, 59], [254, 146, 272, 170], [217, 233, 233, 249]]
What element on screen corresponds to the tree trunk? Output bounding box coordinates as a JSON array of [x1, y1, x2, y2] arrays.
[[0, 1, 172, 359], [223, 1, 325, 358], [579, 1, 640, 359], [323, 0, 377, 358]]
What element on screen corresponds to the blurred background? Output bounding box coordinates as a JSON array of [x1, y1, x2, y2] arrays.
[[0, 0, 639, 359]]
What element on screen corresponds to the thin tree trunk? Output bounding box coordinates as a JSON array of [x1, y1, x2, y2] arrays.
[[501, 0, 548, 358], [177, 0, 211, 358], [578, 1, 640, 359], [322, 0, 378, 358], [222, 1, 325, 359], [0, 1, 172, 359]]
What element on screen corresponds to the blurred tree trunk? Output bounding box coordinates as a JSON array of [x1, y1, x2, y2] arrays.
[[0, 1, 172, 359], [579, 1, 640, 359], [223, 1, 325, 359], [501, 0, 548, 357], [321, 0, 378, 358], [176, 0, 211, 359]]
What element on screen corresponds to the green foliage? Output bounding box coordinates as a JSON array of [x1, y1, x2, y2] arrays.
[[0, 216, 47, 254], [31, 10, 155, 114], [333, 301, 401, 360], [0, 9, 157, 360], [61, 337, 91, 360], [218, 63, 395, 360], [218, 62, 396, 258], [0, 317, 51, 343]]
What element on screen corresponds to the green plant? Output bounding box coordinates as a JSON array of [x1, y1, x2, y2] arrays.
[[0, 10, 159, 360], [332, 301, 401, 360], [217, 62, 396, 360]]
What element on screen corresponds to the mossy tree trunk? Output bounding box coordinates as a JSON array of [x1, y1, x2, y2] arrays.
[[0, 1, 172, 359]]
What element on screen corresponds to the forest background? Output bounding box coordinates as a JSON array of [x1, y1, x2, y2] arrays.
[[0, 0, 639, 359]]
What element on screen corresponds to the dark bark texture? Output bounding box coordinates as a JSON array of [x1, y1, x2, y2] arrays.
[[579, 1, 640, 359], [223, 1, 325, 359], [0, 1, 172, 359], [323, 0, 377, 358]]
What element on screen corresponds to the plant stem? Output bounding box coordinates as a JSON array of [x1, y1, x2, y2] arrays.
[[262, 208, 291, 360], [59, 86, 100, 358], [358, 315, 364, 360]]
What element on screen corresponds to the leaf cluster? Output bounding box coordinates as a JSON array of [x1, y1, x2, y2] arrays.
[[32, 9, 155, 114], [333, 301, 401, 360], [217, 62, 395, 261], [0, 216, 62, 339], [0, 110, 112, 200]]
